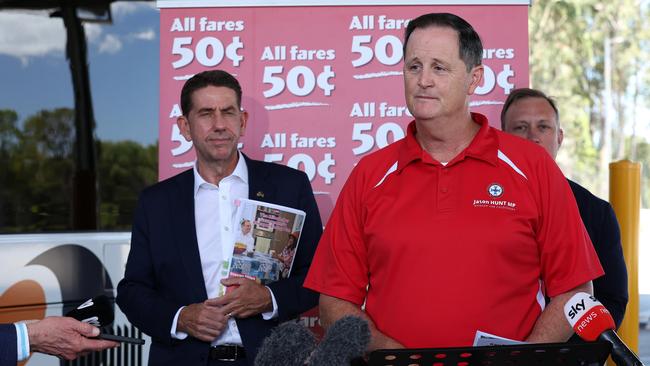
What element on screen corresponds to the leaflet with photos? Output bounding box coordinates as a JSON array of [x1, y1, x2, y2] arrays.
[[218, 198, 306, 295]]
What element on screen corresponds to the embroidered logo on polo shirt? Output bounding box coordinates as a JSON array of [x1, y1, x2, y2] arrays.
[[487, 183, 504, 197], [472, 182, 516, 210]]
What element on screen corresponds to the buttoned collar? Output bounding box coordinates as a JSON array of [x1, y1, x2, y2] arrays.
[[193, 151, 249, 197], [397, 112, 498, 173]]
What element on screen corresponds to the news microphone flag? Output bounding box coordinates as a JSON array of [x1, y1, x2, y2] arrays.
[[66, 295, 145, 345], [65, 295, 114, 327], [564, 292, 644, 366], [563, 292, 615, 341]]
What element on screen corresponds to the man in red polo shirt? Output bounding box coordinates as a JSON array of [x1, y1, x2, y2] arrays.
[[304, 13, 604, 351]]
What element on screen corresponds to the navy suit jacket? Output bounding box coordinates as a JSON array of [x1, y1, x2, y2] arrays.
[[568, 179, 628, 328], [116, 156, 322, 365], [0, 324, 17, 366]]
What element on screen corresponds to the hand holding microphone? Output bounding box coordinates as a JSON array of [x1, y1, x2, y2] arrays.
[[66, 295, 114, 327], [66, 295, 145, 345], [564, 292, 644, 366], [25, 316, 119, 360]]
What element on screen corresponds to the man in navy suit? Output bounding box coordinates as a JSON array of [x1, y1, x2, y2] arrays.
[[116, 70, 322, 365], [501, 87, 628, 328], [1, 317, 117, 365]]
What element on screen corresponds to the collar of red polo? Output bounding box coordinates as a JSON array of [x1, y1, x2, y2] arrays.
[[396, 112, 499, 172]]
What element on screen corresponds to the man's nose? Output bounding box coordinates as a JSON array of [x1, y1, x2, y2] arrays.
[[417, 69, 434, 88], [527, 129, 541, 143], [211, 115, 227, 130]]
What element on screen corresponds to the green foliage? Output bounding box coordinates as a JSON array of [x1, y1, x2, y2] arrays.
[[0, 108, 158, 232], [97, 140, 157, 230], [529, 0, 650, 205], [0, 110, 20, 151], [2, 108, 76, 231], [633, 138, 650, 207], [0, 110, 21, 229]]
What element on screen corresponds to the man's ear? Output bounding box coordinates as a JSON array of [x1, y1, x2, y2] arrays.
[[176, 115, 192, 142], [239, 110, 249, 136], [558, 127, 564, 148], [467, 64, 484, 95]]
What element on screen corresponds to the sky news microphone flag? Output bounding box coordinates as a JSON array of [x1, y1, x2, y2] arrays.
[[564, 292, 644, 366]]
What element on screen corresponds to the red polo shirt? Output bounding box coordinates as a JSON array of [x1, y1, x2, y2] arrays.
[[304, 113, 603, 348]]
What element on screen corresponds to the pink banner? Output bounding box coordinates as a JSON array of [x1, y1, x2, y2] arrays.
[[159, 4, 529, 223]]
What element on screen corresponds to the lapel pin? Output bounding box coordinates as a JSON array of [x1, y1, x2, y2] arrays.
[[256, 191, 265, 198]]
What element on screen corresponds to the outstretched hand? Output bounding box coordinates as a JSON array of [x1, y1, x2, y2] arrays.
[[27, 317, 118, 360]]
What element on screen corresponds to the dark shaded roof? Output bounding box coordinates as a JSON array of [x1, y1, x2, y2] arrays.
[[0, 0, 153, 23], [0, 0, 153, 17], [0, 0, 152, 9]]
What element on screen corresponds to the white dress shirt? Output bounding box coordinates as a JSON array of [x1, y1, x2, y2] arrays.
[[14, 322, 29, 361], [170, 152, 277, 346]]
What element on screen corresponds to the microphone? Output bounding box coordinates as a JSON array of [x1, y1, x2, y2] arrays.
[[307, 316, 370, 366], [254, 321, 317, 366], [564, 292, 644, 366], [66, 295, 144, 345], [66, 295, 114, 327]]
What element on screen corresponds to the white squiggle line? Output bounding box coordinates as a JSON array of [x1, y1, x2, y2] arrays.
[[174, 73, 237, 81], [173, 161, 195, 168], [265, 102, 329, 111], [353, 71, 403, 80], [174, 74, 194, 81], [470, 100, 504, 107]]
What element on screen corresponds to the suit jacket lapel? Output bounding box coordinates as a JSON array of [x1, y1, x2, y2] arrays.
[[172, 169, 208, 301], [245, 154, 277, 203]]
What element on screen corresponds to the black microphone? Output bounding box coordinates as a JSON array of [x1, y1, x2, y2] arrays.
[[254, 320, 317, 366], [66, 295, 114, 327], [564, 292, 644, 366], [66, 295, 144, 345], [307, 316, 370, 366]]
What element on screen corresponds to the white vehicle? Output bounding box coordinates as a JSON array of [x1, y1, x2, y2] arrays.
[[0, 231, 324, 366], [0, 232, 149, 366]]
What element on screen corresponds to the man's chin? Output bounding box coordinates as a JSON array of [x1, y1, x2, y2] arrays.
[[410, 104, 442, 119], [412, 111, 442, 122], [202, 148, 238, 164]]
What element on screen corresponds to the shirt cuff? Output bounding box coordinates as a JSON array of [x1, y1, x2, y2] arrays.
[[171, 307, 189, 340], [261, 286, 278, 320], [14, 322, 29, 361]]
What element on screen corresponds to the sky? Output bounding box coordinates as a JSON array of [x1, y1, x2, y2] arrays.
[[0, 2, 648, 148], [0, 2, 159, 145]]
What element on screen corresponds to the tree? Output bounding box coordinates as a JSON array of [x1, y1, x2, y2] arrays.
[[0, 110, 20, 228], [0, 109, 19, 152], [97, 140, 157, 229], [12, 108, 76, 231], [529, 0, 650, 204], [0, 108, 158, 232], [632, 137, 650, 207]]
